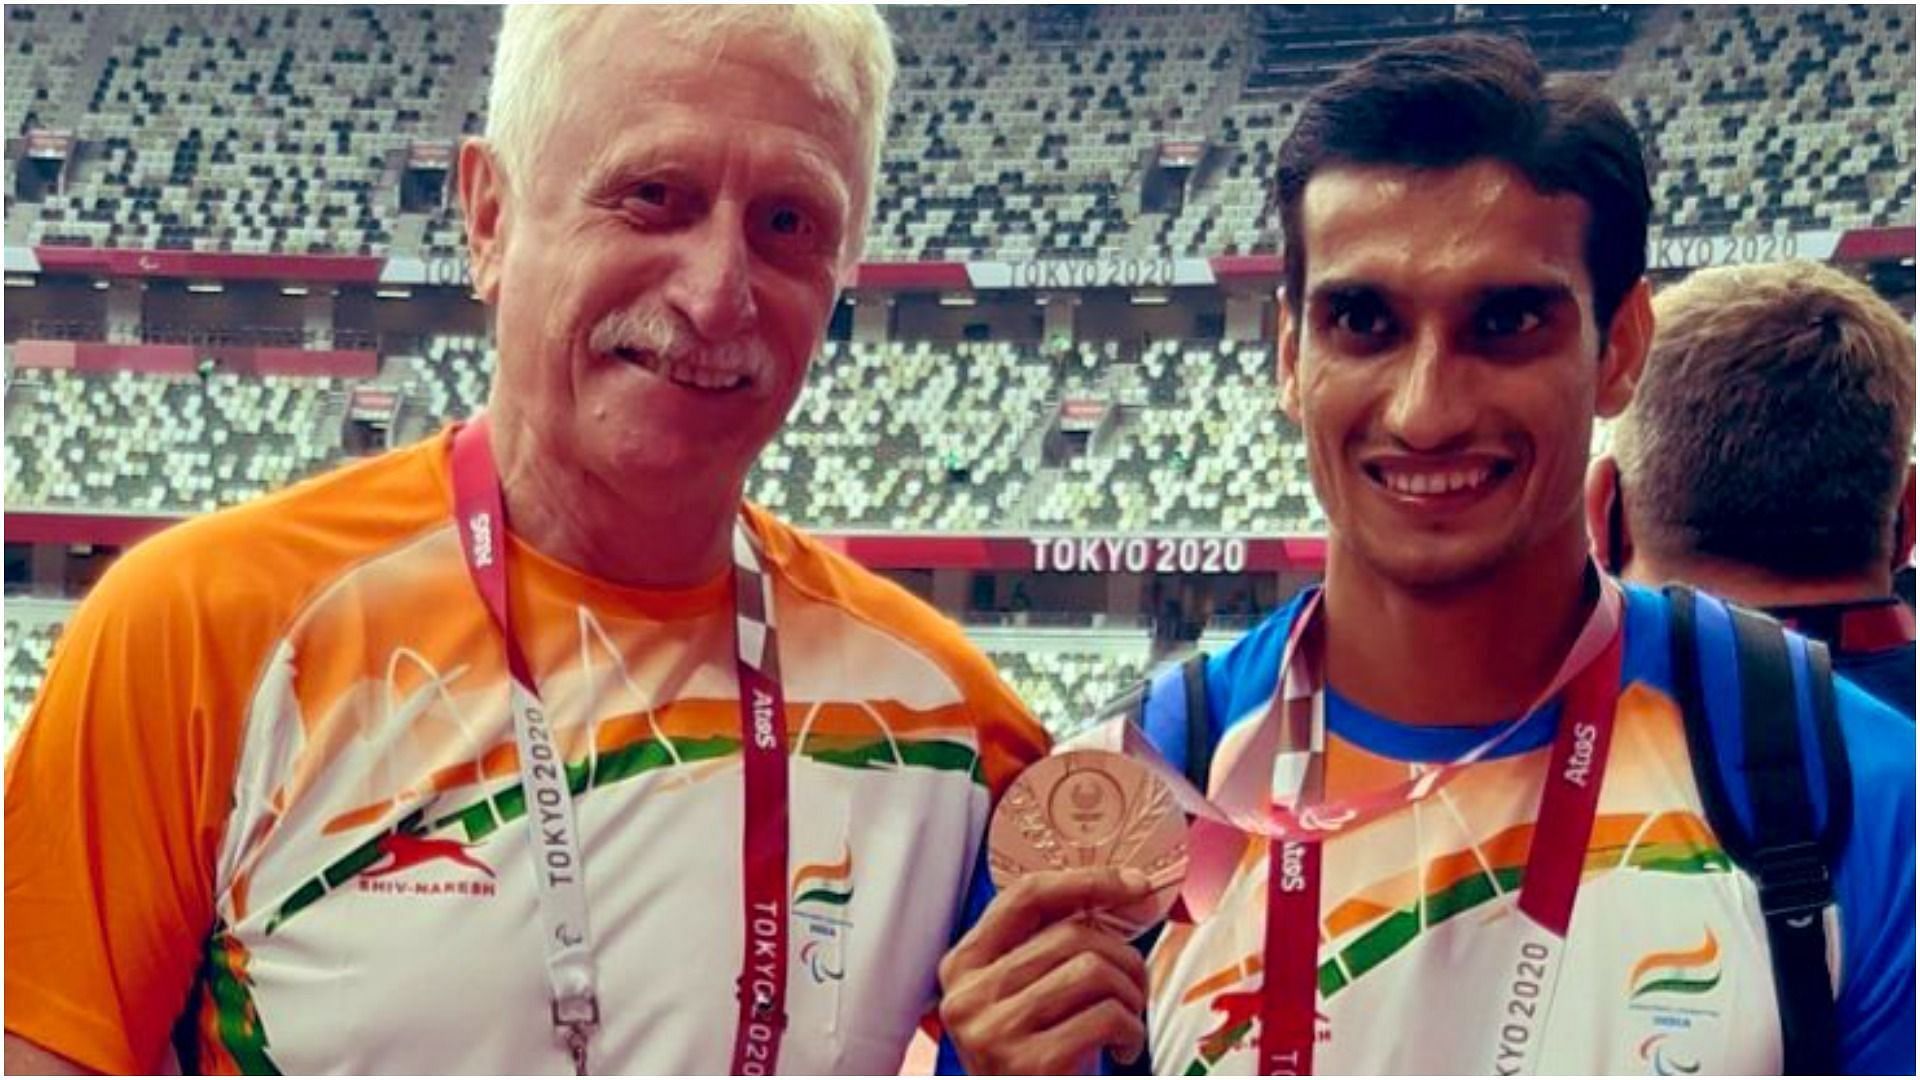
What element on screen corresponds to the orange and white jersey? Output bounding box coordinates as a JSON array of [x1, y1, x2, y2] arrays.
[[1143, 585, 1915, 1075], [5, 429, 1047, 1074]]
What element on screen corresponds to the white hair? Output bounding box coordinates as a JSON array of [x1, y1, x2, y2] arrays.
[[484, 4, 896, 263]]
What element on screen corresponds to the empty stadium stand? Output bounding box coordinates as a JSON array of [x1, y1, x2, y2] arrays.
[[5, 367, 344, 511], [1616, 5, 1917, 237], [4, 338, 1332, 534], [22, 5, 479, 252], [5, 5, 1909, 258], [3, 604, 69, 747], [974, 623, 1153, 738]]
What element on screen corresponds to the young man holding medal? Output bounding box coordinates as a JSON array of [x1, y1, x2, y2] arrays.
[[1589, 259, 1917, 720], [5, 6, 1048, 1074], [941, 33, 1915, 1075]]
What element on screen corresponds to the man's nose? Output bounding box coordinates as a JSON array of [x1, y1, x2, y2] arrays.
[[1381, 327, 1475, 451], [664, 212, 757, 343]]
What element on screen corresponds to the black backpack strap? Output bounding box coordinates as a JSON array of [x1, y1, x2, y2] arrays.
[[1668, 585, 1843, 1075], [1122, 651, 1215, 791], [1724, 605, 1841, 1076], [1805, 637, 1853, 858], [1181, 652, 1214, 793]]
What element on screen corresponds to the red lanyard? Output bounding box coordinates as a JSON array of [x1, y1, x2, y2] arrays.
[[1256, 586, 1624, 1075], [451, 418, 790, 1075]]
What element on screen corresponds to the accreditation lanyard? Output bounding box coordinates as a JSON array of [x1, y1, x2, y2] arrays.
[[1253, 582, 1624, 1076], [1768, 597, 1916, 655], [450, 418, 792, 1076]]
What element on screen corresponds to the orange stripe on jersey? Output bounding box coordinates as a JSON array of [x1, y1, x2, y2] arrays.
[[320, 697, 991, 834], [1321, 811, 1720, 939], [1180, 950, 1265, 1006], [1324, 895, 1398, 940], [1420, 822, 1536, 896], [793, 851, 854, 890], [1629, 929, 1722, 985]]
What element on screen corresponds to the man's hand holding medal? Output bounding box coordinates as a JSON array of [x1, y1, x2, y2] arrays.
[[939, 751, 1188, 1074]]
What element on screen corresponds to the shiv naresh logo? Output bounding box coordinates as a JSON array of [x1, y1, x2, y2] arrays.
[[1178, 950, 1330, 1073], [354, 821, 499, 899]]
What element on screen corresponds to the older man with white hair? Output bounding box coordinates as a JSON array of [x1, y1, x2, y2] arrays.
[[4, 6, 1046, 1074]]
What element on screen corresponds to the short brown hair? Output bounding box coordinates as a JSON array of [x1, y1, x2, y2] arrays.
[[1614, 260, 1915, 576]]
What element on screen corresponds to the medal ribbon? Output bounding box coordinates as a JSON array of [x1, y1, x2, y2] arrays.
[[1254, 584, 1622, 1074], [452, 417, 791, 1075], [1075, 576, 1623, 1075]]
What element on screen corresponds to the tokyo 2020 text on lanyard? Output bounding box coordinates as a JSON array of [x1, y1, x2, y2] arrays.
[[451, 417, 792, 1076], [1252, 584, 1623, 1075]]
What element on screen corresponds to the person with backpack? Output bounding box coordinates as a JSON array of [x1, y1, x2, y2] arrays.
[[937, 34, 1915, 1075], [1590, 259, 1916, 720]]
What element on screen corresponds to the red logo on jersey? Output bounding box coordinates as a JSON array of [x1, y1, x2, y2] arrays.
[[1198, 992, 1331, 1061], [364, 833, 496, 879]]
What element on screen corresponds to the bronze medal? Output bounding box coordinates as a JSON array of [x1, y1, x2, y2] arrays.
[[987, 749, 1188, 938]]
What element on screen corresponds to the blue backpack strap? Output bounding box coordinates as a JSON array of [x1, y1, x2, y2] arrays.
[[1665, 585, 1845, 1075], [1139, 651, 1214, 792]]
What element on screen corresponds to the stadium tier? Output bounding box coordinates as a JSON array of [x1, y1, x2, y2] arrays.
[[983, 645, 1151, 741], [3, 611, 65, 742], [5, 339, 1333, 533], [6, 368, 343, 510], [6, 5, 1913, 257]]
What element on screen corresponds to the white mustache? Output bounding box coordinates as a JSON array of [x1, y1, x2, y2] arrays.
[[587, 304, 767, 378]]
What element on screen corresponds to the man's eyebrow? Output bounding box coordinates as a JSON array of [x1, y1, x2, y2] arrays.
[[578, 146, 697, 197], [577, 142, 851, 215], [1306, 279, 1391, 306], [1473, 282, 1577, 308], [763, 146, 853, 210]]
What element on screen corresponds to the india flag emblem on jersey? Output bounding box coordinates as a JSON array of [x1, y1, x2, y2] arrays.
[[794, 849, 855, 984], [1627, 929, 1722, 1000]]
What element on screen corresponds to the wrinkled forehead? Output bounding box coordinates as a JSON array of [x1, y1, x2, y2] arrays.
[[569, 8, 869, 169], [1299, 160, 1594, 304]]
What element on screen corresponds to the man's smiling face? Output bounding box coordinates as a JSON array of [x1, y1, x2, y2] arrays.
[[1280, 158, 1641, 592]]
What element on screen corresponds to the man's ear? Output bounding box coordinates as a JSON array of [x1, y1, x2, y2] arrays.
[[1595, 277, 1654, 419], [1895, 463, 1916, 574], [1277, 290, 1303, 423], [1585, 455, 1632, 576], [458, 138, 509, 305]]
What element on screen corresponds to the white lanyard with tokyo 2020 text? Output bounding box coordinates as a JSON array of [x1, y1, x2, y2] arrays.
[[451, 417, 792, 1075]]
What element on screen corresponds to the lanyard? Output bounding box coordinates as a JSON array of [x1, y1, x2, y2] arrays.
[[1255, 583, 1624, 1076], [1069, 575, 1623, 1073], [1768, 597, 1916, 655], [451, 418, 791, 1075]]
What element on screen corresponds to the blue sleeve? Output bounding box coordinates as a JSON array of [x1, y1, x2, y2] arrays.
[[936, 841, 1000, 1074], [1831, 678, 1917, 1074], [1204, 591, 1310, 744]]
